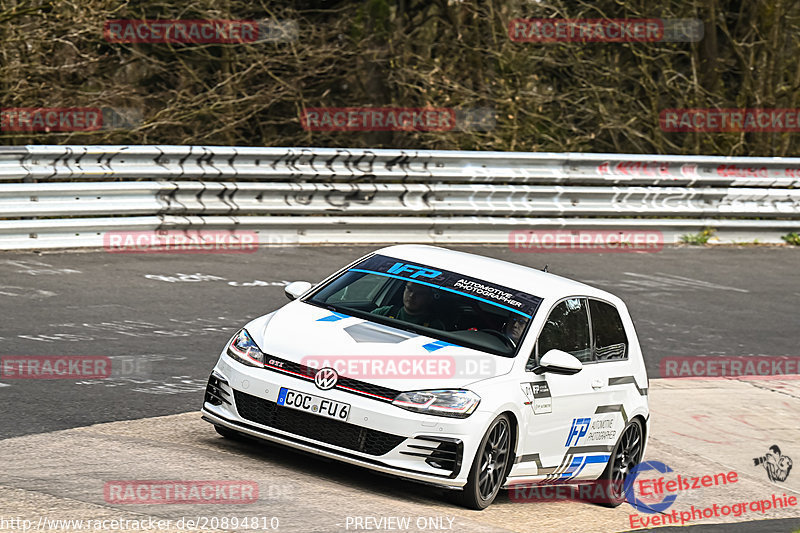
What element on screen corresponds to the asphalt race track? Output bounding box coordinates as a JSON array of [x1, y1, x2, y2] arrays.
[[2, 244, 797, 438], [1, 244, 799, 533]]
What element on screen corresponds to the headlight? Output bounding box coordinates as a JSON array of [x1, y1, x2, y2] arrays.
[[226, 329, 266, 368], [392, 389, 481, 419]]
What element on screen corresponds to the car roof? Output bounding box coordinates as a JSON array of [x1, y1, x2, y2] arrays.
[[374, 244, 619, 303]]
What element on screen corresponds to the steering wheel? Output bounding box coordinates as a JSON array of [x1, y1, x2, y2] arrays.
[[479, 329, 517, 350]]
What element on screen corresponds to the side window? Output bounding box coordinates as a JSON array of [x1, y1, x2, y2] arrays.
[[534, 298, 592, 364], [589, 299, 628, 361]]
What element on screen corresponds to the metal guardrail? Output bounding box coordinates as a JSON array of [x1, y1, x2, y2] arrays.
[[0, 145, 798, 249], [4, 145, 800, 186], [3, 181, 800, 218]]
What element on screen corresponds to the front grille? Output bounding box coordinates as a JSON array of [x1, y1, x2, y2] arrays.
[[400, 436, 463, 478], [262, 354, 401, 403], [204, 374, 231, 406], [233, 390, 406, 456], [335, 375, 399, 402]]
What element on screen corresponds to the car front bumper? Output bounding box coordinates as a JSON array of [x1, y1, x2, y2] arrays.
[[200, 354, 493, 489]]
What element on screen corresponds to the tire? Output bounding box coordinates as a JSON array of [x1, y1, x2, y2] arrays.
[[453, 414, 513, 510], [589, 418, 644, 507]]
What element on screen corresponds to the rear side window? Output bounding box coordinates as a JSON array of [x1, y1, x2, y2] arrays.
[[536, 298, 592, 363], [589, 299, 628, 361]]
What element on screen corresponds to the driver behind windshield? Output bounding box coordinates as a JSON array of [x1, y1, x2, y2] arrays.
[[504, 315, 526, 345], [372, 281, 445, 330]]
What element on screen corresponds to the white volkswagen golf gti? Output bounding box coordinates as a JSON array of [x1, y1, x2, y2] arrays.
[[201, 245, 650, 509]]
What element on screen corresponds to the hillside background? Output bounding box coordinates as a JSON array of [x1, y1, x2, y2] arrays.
[[1, 0, 799, 156]]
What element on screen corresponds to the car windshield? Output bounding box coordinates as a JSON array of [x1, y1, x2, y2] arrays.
[[307, 254, 543, 357]]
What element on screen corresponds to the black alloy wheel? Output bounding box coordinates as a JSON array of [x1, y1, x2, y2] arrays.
[[591, 418, 644, 507], [454, 414, 512, 510]]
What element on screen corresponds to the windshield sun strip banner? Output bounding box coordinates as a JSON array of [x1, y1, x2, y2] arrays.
[[348, 257, 542, 318], [350, 268, 533, 317]]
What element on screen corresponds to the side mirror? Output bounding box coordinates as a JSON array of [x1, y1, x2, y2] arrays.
[[284, 281, 312, 301], [533, 349, 583, 375]]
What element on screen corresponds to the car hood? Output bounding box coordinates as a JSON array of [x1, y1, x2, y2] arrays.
[[244, 300, 514, 391]]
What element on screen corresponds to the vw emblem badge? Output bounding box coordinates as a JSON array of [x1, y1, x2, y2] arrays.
[[315, 367, 338, 391]]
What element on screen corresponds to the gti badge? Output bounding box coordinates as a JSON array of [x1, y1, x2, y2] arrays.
[[314, 367, 338, 391]]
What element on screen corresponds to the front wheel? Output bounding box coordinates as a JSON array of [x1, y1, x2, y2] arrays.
[[454, 414, 513, 510], [590, 418, 644, 507]]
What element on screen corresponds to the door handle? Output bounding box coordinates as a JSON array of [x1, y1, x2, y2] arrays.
[[591, 378, 605, 390]]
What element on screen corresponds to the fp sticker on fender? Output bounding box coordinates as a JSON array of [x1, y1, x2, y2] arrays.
[[277, 387, 350, 421], [532, 382, 552, 414]]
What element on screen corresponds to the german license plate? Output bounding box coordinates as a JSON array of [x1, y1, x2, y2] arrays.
[[277, 387, 350, 421]]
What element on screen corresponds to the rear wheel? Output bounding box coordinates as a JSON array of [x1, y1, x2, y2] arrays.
[[454, 414, 512, 510], [590, 418, 644, 507]]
